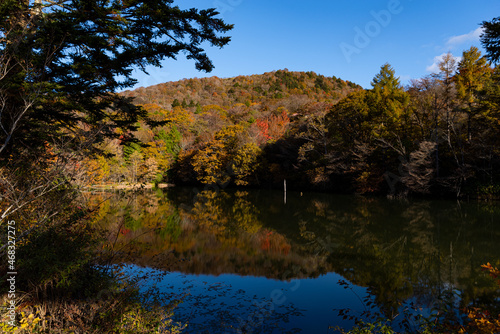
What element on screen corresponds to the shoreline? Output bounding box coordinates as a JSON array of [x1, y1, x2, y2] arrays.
[[83, 183, 175, 191]]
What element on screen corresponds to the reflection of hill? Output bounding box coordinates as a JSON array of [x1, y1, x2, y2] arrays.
[[94, 189, 331, 280], [95, 188, 500, 314]]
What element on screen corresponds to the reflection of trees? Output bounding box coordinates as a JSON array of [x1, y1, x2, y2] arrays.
[[188, 190, 264, 236], [95, 189, 311, 278], [94, 188, 500, 318], [287, 194, 500, 318]]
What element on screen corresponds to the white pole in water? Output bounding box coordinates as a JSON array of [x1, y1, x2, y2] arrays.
[[284, 179, 287, 204]]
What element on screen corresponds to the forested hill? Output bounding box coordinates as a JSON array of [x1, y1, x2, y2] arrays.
[[120, 69, 362, 110], [101, 70, 362, 192], [90, 58, 500, 199]]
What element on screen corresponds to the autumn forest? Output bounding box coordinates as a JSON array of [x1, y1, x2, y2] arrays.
[[88, 47, 500, 199], [2, 1, 500, 332]]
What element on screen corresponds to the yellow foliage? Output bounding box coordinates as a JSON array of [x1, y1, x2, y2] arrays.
[[192, 139, 229, 185], [0, 311, 42, 333], [143, 141, 172, 172], [214, 123, 246, 143], [232, 143, 261, 186], [202, 104, 228, 118], [83, 157, 108, 184], [192, 124, 255, 185], [167, 106, 195, 130]]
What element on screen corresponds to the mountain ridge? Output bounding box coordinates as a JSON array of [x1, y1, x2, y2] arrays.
[[119, 69, 362, 111]]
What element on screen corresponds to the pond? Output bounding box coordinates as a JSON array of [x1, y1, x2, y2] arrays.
[[93, 187, 500, 333]]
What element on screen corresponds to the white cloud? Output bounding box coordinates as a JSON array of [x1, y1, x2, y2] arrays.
[[423, 27, 483, 76], [445, 27, 484, 49], [426, 53, 462, 73]]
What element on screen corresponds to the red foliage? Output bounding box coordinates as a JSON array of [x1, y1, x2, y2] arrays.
[[256, 110, 290, 143], [256, 119, 270, 140], [259, 230, 291, 255]]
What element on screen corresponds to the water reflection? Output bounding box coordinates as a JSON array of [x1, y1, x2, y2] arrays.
[[93, 188, 500, 332]]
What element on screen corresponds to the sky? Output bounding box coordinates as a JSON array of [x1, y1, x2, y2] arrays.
[[128, 0, 500, 90]]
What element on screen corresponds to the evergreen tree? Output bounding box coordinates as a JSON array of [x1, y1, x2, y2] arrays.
[[172, 99, 181, 108], [481, 17, 500, 64], [368, 63, 410, 133], [370, 63, 402, 93], [0, 0, 233, 156], [455, 46, 491, 141]]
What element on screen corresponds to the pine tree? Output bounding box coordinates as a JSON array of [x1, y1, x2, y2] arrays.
[[481, 17, 500, 64], [455, 47, 491, 141]]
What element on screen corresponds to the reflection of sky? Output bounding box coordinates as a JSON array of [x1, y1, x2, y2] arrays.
[[125, 265, 370, 333]]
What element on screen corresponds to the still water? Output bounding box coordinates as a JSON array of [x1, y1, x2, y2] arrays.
[[94, 187, 500, 333]]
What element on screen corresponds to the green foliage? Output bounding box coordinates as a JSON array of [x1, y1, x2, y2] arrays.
[[155, 125, 182, 158], [195, 103, 203, 114], [172, 99, 181, 108], [368, 63, 410, 129], [455, 47, 492, 141], [327, 90, 371, 144], [160, 211, 182, 241], [123, 142, 142, 161], [456, 47, 491, 105], [315, 75, 330, 92], [124, 207, 143, 231], [275, 69, 301, 89]]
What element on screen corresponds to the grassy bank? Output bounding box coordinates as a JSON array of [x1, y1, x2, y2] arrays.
[[0, 198, 183, 333]]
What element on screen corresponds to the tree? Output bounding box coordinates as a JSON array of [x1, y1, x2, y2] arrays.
[[434, 53, 458, 133], [370, 63, 402, 94], [0, 0, 232, 220], [407, 76, 444, 177], [455, 46, 491, 141], [172, 99, 181, 108], [368, 63, 410, 132], [232, 143, 261, 186], [0, 0, 233, 156], [401, 141, 436, 194], [481, 17, 500, 64], [432, 53, 460, 171], [128, 150, 143, 184], [0, 4, 232, 330]]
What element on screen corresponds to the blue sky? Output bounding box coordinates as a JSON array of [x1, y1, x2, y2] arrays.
[[129, 0, 500, 90]]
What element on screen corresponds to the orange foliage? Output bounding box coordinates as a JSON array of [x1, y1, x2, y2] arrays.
[[481, 263, 500, 284], [455, 263, 500, 334], [255, 110, 290, 143]]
